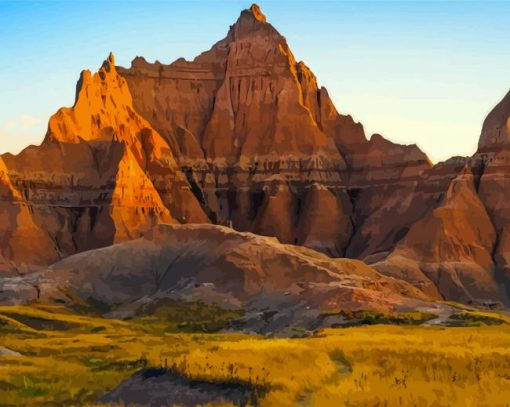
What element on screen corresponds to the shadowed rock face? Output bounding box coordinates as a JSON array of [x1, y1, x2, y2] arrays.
[[115, 4, 505, 303], [373, 163, 501, 302], [473, 89, 510, 300], [0, 4, 509, 305]]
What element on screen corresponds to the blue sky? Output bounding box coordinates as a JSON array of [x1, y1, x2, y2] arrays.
[[1, 0, 509, 162]]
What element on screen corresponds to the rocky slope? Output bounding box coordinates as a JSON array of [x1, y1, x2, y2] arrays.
[[373, 162, 500, 302], [0, 4, 509, 306], [0, 223, 444, 334]]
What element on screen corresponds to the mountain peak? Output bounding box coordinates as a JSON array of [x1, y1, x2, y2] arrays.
[[228, 3, 281, 42], [107, 51, 115, 65], [247, 3, 266, 23], [101, 52, 116, 73], [478, 89, 510, 150]]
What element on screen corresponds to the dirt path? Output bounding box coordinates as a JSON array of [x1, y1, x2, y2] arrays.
[[296, 351, 352, 406]]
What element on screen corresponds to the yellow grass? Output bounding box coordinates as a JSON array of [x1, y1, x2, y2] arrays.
[[0, 305, 509, 406]]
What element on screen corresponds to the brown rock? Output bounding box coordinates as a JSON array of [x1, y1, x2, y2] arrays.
[[0, 156, 57, 267], [118, 4, 364, 254], [0, 54, 208, 265], [1, 3, 509, 307], [374, 163, 503, 303], [4, 224, 434, 333], [478, 89, 510, 149]]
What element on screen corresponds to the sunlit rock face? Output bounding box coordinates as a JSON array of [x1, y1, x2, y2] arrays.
[[1, 4, 509, 305], [118, 4, 433, 259], [117, 5, 510, 303], [0, 53, 208, 269]]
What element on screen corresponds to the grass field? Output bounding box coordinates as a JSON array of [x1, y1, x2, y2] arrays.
[[0, 304, 509, 406]]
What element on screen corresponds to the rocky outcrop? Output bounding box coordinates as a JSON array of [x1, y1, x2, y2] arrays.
[[1, 4, 509, 306], [0, 156, 57, 269], [0, 224, 442, 334], [472, 90, 510, 301], [367, 89, 510, 304], [478, 90, 510, 149], [374, 163, 503, 302], [0, 54, 207, 266], [0, 346, 21, 357], [118, 4, 436, 259]]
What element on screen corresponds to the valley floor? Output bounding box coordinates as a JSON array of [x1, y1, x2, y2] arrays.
[[0, 305, 509, 406]]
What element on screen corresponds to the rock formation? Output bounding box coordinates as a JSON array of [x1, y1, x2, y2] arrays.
[[373, 162, 501, 302], [473, 89, 510, 300], [0, 53, 207, 268], [0, 4, 509, 306], [118, 4, 432, 260], [0, 223, 444, 334]]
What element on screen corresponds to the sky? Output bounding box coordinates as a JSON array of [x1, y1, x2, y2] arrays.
[[0, 1, 509, 163]]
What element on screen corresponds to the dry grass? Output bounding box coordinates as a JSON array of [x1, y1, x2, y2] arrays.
[[0, 305, 509, 406]]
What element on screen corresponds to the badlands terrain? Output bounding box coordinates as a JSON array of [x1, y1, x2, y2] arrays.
[[0, 4, 510, 406]]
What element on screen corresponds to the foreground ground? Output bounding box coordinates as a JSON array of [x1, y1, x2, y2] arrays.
[[0, 304, 509, 406]]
